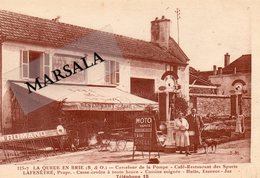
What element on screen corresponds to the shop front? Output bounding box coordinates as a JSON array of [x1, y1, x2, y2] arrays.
[[8, 81, 158, 146]]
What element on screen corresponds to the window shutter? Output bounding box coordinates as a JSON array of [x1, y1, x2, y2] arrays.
[[105, 61, 110, 83], [115, 62, 119, 84], [110, 61, 115, 84], [21, 50, 29, 78], [44, 53, 50, 77]]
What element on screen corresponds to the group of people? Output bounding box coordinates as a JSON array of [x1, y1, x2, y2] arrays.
[[174, 108, 204, 155]]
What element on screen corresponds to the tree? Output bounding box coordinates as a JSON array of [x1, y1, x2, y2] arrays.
[[174, 96, 189, 115]]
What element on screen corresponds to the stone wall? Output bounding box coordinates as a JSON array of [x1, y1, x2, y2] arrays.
[[242, 97, 251, 117], [189, 87, 217, 94], [190, 94, 251, 117]]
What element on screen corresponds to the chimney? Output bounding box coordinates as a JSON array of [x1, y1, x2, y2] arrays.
[[218, 67, 223, 75], [213, 65, 217, 75], [224, 53, 230, 67], [151, 16, 171, 49]]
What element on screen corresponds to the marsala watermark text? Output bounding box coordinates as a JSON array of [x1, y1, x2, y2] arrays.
[[25, 52, 105, 93]]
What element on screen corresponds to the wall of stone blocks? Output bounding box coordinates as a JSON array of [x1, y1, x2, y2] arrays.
[[190, 95, 251, 117], [242, 97, 251, 117], [196, 96, 230, 117]]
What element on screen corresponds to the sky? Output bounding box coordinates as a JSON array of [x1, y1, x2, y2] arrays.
[[0, 0, 252, 71]]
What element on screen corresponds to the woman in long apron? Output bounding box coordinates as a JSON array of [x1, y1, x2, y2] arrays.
[[174, 112, 191, 155]]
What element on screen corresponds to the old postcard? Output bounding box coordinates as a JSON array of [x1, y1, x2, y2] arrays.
[[0, 0, 259, 178]]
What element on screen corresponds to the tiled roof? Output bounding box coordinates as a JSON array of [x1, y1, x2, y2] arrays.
[[222, 54, 251, 74], [198, 70, 214, 80], [168, 37, 190, 63], [198, 54, 251, 79], [189, 67, 215, 86], [0, 10, 188, 65]]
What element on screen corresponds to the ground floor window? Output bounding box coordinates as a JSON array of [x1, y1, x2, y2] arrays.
[[130, 77, 157, 101]]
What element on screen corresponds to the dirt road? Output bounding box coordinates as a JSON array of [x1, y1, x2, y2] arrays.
[[17, 138, 250, 164]]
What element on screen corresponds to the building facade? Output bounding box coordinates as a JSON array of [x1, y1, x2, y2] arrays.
[[0, 11, 189, 134], [192, 53, 251, 117], [208, 53, 251, 97]]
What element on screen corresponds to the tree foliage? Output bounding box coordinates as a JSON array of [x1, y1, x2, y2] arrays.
[[174, 96, 189, 115]]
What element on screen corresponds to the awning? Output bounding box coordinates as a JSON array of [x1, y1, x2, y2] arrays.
[[10, 82, 158, 114]]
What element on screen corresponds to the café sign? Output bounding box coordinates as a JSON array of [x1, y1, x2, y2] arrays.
[[63, 102, 149, 111]]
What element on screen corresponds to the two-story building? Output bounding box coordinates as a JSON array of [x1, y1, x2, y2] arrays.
[[197, 53, 251, 117], [0, 11, 189, 135]]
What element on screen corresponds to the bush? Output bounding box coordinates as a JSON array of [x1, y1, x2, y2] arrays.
[[174, 96, 189, 115]]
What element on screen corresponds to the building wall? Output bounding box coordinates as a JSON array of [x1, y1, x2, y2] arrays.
[[1, 41, 189, 133], [1, 42, 89, 131], [130, 59, 189, 99], [208, 73, 251, 96], [242, 97, 251, 117], [130, 59, 165, 93], [2, 43, 23, 131], [87, 53, 130, 92], [1, 42, 131, 132], [1, 42, 131, 90], [178, 65, 189, 100], [196, 95, 230, 116], [2, 42, 88, 85], [190, 94, 251, 117], [189, 87, 217, 94]]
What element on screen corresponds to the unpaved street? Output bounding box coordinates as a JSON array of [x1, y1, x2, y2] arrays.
[[18, 138, 250, 164]]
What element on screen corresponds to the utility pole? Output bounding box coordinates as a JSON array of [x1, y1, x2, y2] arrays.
[[175, 8, 181, 45]]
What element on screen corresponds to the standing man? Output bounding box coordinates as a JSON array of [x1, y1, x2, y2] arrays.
[[186, 108, 204, 153]]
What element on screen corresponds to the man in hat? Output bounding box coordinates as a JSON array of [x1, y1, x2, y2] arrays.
[[186, 108, 204, 153]]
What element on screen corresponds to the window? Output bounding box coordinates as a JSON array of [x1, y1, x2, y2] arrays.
[[20, 50, 50, 79], [52, 54, 85, 83], [130, 78, 156, 101], [105, 61, 119, 84], [165, 64, 178, 74]]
